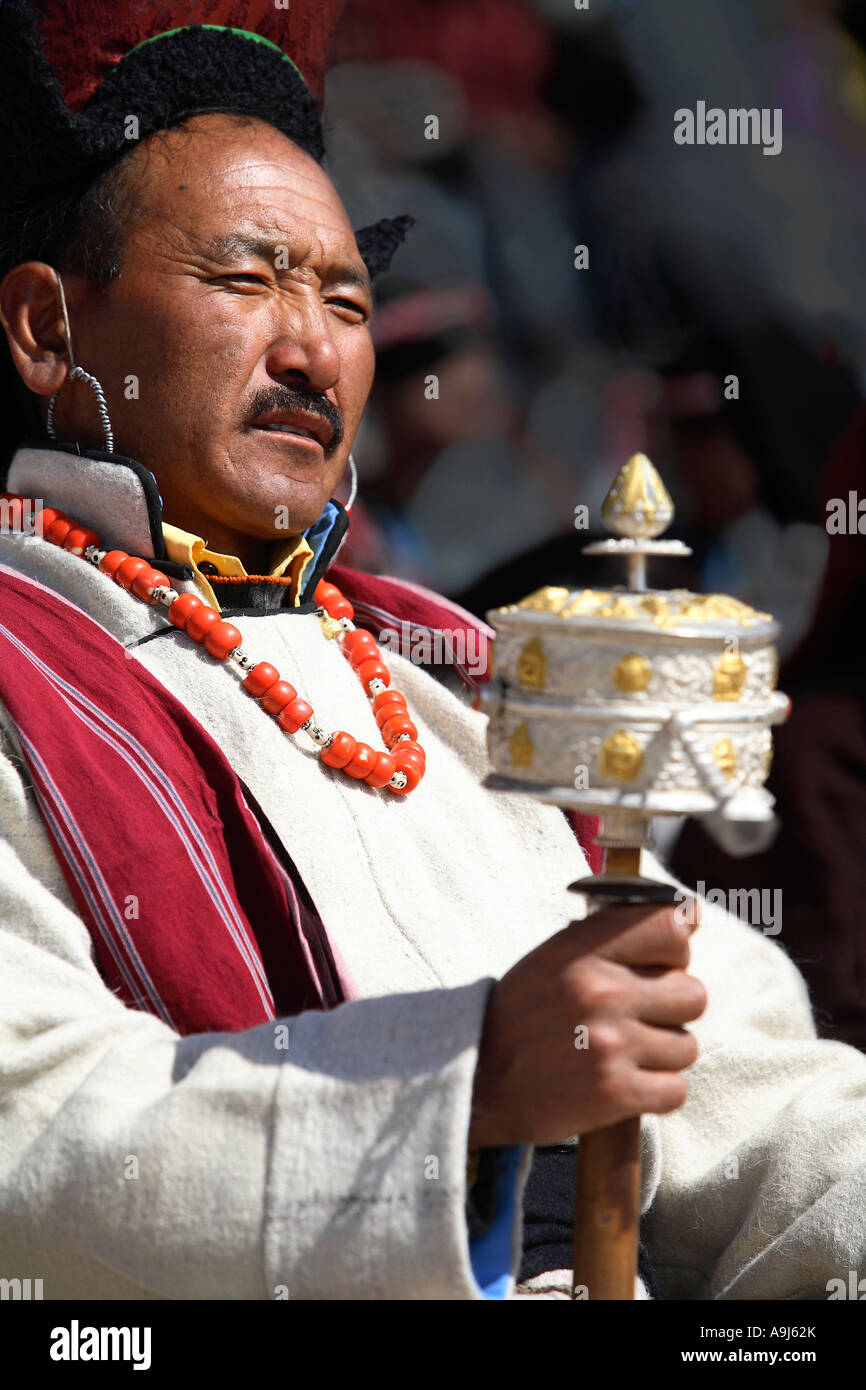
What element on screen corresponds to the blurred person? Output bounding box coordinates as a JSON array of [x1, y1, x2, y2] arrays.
[[672, 401, 866, 1052], [340, 280, 510, 581]]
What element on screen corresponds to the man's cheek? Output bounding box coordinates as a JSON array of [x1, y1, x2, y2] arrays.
[[343, 351, 376, 429], [358, 340, 376, 396]]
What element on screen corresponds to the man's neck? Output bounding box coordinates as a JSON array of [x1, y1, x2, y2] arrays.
[[162, 511, 303, 572]]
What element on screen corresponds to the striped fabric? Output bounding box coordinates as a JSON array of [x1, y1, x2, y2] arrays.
[[0, 564, 346, 1035], [0, 549, 602, 1040]]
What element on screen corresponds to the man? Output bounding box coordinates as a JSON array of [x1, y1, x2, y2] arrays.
[[0, 7, 864, 1301]]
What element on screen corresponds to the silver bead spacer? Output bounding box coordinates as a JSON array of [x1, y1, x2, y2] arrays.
[[394, 732, 413, 743], [368, 678, 387, 696], [229, 647, 255, 670], [303, 719, 330, 746], [389, 770, 408, 790], [321, 733, 336, 751]]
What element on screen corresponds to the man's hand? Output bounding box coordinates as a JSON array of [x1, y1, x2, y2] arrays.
[[468, 902, 706, 1148]]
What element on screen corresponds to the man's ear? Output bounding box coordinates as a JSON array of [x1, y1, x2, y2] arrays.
[[0, 261, 70, 399]]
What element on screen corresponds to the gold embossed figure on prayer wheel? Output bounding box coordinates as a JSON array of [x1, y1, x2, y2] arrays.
[[481, 455, 790, 1302]]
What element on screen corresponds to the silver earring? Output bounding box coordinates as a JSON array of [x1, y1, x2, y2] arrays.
[[45, 271, 114, 454], [47, 366, 114, 454], [345, 452, 358, 512]]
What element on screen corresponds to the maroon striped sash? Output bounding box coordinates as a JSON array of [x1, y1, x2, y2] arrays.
[[0, 556, 600, 1041], [0, 564, 348, 1035]]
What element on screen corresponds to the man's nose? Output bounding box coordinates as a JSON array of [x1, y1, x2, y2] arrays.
[[264, 299, 340, 393]]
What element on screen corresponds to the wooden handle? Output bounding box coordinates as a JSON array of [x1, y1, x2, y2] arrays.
[[572, 1116, 642, 1299]]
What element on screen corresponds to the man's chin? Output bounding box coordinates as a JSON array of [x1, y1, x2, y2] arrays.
[[235, 436, 344, 533]]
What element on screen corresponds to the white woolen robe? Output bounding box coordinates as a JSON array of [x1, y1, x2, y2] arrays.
[[0, 449, 864, 1300]]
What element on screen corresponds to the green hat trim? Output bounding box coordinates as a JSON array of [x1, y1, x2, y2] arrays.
[[117, 25, 307, 89]]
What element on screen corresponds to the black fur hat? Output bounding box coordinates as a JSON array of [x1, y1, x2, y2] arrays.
[[0, 0, 413, 278], [0, 1, 413, 470]]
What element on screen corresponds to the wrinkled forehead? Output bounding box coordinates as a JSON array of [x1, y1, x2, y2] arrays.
[[126, 114, 361, 264]]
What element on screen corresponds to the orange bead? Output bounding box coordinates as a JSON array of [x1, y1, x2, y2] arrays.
[[314, 581, 341, 608], [277, 697, 314, 734], [342, 629, 378, 664], [99, 549, 130, 579], [396, 740, 426, 766], [204, 620, 243, 660], [342, 627, 376, 652], [0, 495, 26, 531], [395, 746, 426, 775], [372, 688, 406, 716], [382, 714, 418, 746], [391, 761, 422, 794], [63, 526, 100, 556], [45, 517, 74, 546], [260, 680, 298, 716], [327, 595, 354, 621], [131, 566, 171, 602], [320, 731, 356, 768], [375, 697, 407, 730], [184, 604, 222, 642], [34, 507, 67, 537], [242, 662, 280, 697], [314, 580, 354, 618], [115, 556, 151, 590], [167, 592, 204, 628], [364, 750, 397, 789], [344, 741, 377, 779], [357, 658, 390, 689]]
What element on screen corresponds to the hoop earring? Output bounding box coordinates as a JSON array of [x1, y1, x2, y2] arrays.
[[345, 452, 358, 513], [45, 271, 114, 454], [47, 366, 114, 455]]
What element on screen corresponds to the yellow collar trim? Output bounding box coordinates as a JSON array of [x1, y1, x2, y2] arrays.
[[162, 522, 314, 611]]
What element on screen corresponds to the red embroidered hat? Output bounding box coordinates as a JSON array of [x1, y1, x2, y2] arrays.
[[36, 0, 344, 111]]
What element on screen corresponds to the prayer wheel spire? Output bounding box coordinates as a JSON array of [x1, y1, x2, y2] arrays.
[[600, 453, 674, 539], [585, 453, 689, 591]]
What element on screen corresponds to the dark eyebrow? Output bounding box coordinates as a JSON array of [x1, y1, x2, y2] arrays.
[[201, 234, 373, 299], [203, 233, 276, 263], [330, 263, 374, 299]]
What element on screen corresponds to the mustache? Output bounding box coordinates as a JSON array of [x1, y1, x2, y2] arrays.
[[246, 385, 344, 453]]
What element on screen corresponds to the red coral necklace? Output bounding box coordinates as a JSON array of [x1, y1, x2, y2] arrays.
[[2, 495, 427, 795]]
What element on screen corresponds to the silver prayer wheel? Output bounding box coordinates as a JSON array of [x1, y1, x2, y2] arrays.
[[480, 453, 790, 1299]]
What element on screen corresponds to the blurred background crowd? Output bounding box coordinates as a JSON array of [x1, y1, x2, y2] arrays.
[[324, 0, 866, 1049]]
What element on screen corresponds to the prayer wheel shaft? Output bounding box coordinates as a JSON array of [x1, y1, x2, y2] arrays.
[[572, 1116, 642, 1299], [572, 842, 643, 1300]]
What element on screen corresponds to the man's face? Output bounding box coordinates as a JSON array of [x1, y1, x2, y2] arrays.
[[59, 114, 375, 563]]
